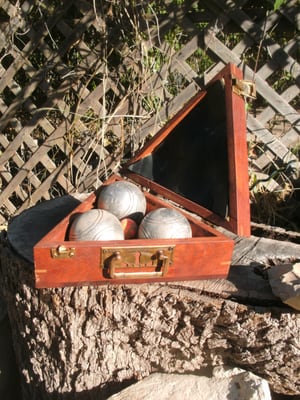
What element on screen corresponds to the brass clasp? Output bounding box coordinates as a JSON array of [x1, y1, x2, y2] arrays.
[[101, 246, 174, 279], [51, 245, 75, 259]]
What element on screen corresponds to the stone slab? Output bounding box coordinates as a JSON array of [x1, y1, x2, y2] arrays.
[[107, 367, 272, 400]]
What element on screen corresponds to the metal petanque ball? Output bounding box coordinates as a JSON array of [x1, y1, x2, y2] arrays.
[[68, 209, 124, 241], [138, 207, 192, 239], [97, 181, 146, 222]]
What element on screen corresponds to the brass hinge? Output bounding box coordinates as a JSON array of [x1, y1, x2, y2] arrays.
[[51, 245, 75, 259], [232, 78, 256, 99]]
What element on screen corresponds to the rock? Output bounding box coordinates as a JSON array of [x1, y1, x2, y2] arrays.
[[107, 367, 272, 400], [267, 263, 300, 310]]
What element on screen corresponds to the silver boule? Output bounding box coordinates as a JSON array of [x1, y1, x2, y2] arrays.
[[68, 209, 124, 241], [138, 207, 192, 239], [97, 181, 146, 221]]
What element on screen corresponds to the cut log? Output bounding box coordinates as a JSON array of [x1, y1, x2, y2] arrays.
[[0, 314, 22, 400], [0, 197, 299, 399]]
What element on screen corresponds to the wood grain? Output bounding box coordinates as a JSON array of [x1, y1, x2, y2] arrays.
[[1, 233, 299, 399]]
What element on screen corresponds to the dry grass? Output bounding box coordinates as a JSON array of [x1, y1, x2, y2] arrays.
[[0, 0, 299, 232]]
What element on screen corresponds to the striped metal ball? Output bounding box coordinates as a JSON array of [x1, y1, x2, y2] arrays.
[[97, 181, 146, 222], [138, 207, 192, 239], [68, 209, 124, 241]]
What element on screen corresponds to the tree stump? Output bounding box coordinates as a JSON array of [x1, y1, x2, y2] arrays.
[[0, 196, 299, 399]]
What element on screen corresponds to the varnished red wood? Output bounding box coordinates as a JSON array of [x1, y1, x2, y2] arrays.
[[34, 186, 233, 288], [220, 64, 251, 236], [34, 63, 250, 288], [124, 63, 250, 236]]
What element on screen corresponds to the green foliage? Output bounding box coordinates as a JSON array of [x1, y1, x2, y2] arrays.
[[186, 48, 214, 76], [164, 25, 185, 52], [273, 0, 287, 10]]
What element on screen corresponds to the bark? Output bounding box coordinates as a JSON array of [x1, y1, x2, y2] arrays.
[[0, 233, 299, 400]]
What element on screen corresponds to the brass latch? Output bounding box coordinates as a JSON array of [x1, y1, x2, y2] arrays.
[[101, 245, 174, 279], [51, 245, 75, 259], [232, 78, 256, 99]]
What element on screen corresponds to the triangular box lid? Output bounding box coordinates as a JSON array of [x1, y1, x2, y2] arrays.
[[123, 63, 250, 236]]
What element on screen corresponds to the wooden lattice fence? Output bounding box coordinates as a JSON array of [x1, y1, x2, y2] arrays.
[[0, 0, 299, 227]]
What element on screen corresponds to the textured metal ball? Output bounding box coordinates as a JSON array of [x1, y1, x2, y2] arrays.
[[97, 181, 146, 221], [68, 209, 124, 241], [138, 207, 192, 239]]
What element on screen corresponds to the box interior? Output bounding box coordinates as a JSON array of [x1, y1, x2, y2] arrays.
[[128, 79, 229, 219]]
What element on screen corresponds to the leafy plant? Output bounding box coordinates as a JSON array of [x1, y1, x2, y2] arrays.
[[273, 0, 287, 10]]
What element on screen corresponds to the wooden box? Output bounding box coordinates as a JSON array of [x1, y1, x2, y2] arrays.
[[34, 63, 251, 288]]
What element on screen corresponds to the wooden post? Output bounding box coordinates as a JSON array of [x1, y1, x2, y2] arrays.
[[0, 197, 299, 399]]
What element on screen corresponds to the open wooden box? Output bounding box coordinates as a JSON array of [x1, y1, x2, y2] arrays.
[[34, 63, 250, 288]]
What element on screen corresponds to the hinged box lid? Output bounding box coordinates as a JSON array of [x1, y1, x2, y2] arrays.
[[123, 63, 250, 236]]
